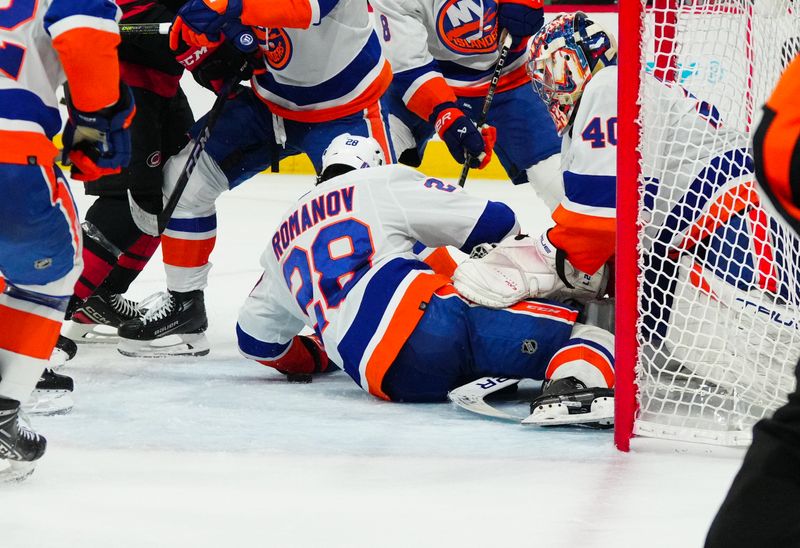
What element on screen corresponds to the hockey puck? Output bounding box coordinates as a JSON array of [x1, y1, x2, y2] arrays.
[[286, 373, 312, 384]]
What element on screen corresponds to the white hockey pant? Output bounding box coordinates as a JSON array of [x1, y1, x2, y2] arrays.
[[161, 145, 229, 293]]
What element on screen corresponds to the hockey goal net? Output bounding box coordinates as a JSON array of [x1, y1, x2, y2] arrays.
[[616, 0, 800, 449]]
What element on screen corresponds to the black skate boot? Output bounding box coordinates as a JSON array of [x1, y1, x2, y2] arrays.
[[48, 335, 78, 369], [0, 397, 46, 482], [66, 292, 143, 343], [117, 290, 209, 358], [24, 369, 75, 416], [522, 377, 614, 428]]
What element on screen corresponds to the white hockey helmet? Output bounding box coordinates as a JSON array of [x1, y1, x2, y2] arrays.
[[319, 134, 385, 181]]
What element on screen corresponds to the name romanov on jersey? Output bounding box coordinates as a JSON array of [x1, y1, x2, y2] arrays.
[[272, 186, 356, 261]]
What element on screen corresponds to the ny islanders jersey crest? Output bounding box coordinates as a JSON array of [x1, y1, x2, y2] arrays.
[[265, 28, 292, 71], [371, 0, 531, 97], [436, 0, 498, 55]]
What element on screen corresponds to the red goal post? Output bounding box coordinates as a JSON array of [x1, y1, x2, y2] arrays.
[[615, 0, 800, 451]]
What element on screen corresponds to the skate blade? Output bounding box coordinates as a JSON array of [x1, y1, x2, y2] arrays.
[[522, 397, 614, 427], [23, 391, 74, 416], [0, 459, 37, 483], [64, 321, 120, 344], [117, 333, 210, 358]]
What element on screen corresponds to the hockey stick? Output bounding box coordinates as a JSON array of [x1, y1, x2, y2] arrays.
[[128, 61, 251, 236], [448, 377, 523, 420], [119, 22, 171, 35], [457, 29, 512, 188]]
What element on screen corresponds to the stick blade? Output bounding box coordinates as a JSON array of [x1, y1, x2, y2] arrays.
[[127, 190, 160, 236], [448, 377, 522, 420]]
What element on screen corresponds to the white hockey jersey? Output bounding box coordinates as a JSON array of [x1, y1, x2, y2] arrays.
[[371, 0, 532, 119], [550, 64, 753, 275], [0, 0, 121, 165], [244, 0, 391, 123], [238, 164, 519, 399]]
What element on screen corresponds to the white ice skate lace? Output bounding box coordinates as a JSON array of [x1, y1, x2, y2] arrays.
[[110, 294, 142, 319], [138, 292, 175, 325], [16, 412, 38, 442], [18, 424, 36, 442]]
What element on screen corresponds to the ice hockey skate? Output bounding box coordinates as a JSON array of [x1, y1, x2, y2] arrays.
[[117, 290, 209, 358], [66, 292, 144, 343], [521, 377, 614, 428], [0, 397, 46, 482], [449, 376, 614, 427], [23, 369, 75, 416]]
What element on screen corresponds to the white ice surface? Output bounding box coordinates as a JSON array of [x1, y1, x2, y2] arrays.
[[1, 175, 744, 548]]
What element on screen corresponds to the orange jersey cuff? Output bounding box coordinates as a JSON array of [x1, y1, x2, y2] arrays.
[[53, 28, 121, 112], [550, 206, 616, 275], [406, 75, 458, 122], [242, 0, 313, 29]]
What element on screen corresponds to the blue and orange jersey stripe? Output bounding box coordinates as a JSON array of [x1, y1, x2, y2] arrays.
[[253, 57, 393, 123], [336, 258, 450, 399]]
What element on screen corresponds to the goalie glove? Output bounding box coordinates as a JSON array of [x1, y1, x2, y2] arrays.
[[451, 232, 607, 308], [452, 234, 559, 308], [534, 231, 609, 302]]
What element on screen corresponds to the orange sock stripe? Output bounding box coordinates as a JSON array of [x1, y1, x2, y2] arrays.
[[546, 345, 615, 388], [0, 304, 61, 359], [365, 273, 451, 400], [161, 235, 216, 268]]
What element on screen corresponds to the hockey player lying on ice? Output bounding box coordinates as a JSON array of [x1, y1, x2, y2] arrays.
[[116, 0, 397, 357], [236, 134, 614, 427], [454, 13, 799, 406]]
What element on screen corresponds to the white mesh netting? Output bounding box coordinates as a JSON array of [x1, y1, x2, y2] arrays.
[[634, 0, 800, 445]]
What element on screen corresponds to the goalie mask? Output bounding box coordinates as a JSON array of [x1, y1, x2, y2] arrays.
[[526, 12, 617, 134], [319, 134, 385, 183]]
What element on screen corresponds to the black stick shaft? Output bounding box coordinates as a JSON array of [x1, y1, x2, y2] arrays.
[[156, 63, 249, 233], [458, 29, 513, 188]]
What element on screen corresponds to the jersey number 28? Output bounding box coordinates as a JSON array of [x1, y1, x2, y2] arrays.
[[282, 219, 375, 331]]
